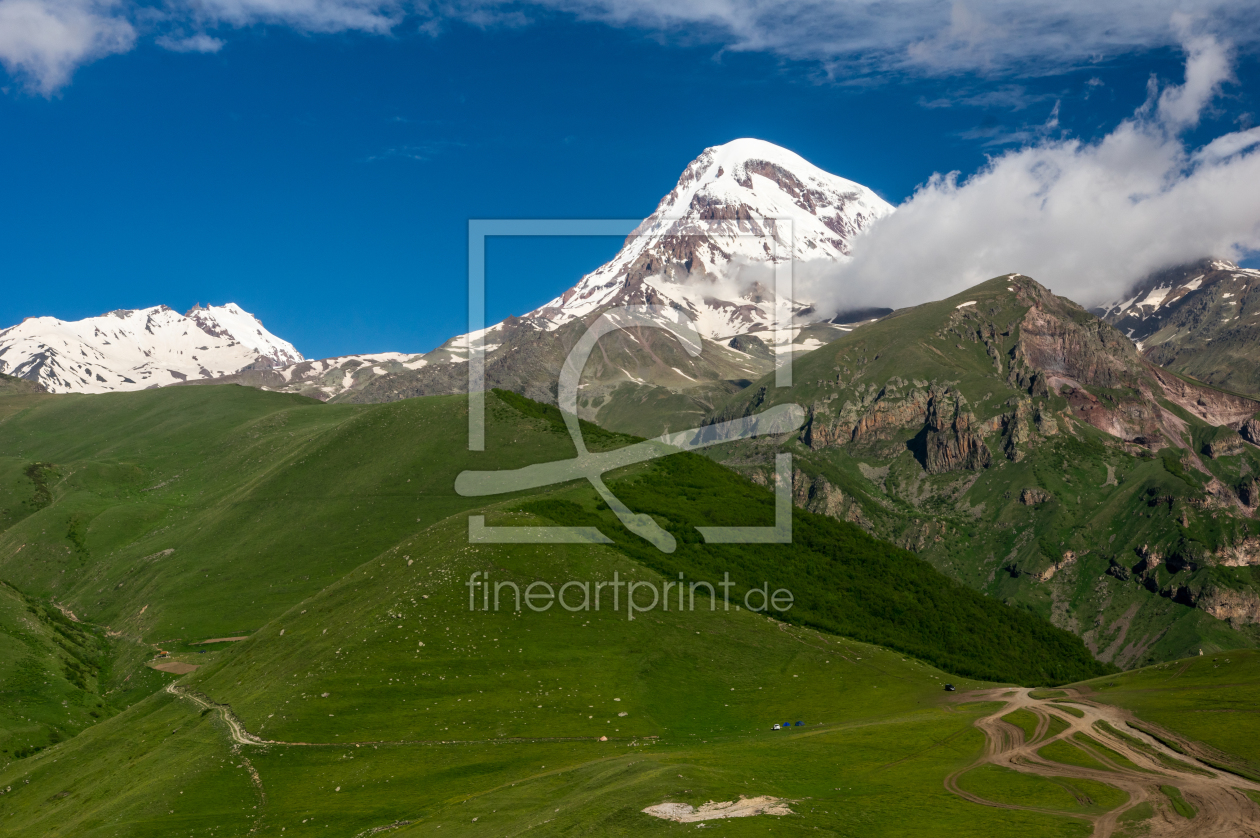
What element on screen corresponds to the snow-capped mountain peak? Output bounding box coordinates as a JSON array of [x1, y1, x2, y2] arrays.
[[523, 138, 894, 340], [0, 303, 303, 394], [184, 303, 302, 367]]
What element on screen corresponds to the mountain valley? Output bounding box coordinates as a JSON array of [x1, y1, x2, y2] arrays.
[[3, 140, 1260, 837]]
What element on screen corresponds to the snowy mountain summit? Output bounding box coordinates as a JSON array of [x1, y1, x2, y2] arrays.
[[0, 303, 303, 394], [523, 138, 894, 339]]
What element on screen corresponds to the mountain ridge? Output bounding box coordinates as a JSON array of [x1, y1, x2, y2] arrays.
[[703, 272, 1260, 666], [0, 302, 302, 394]]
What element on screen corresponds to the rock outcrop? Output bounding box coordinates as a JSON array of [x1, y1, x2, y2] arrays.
[[1037, 551, 1080, 582], [791, 468, 870, 530], [923, 389, 991, 474], [1206, 433, 1245, 459], [1134, 544, 1163, 574], [1241, 417, 1260, 446], [1020, 488, 1053, 505], [1198, 586, 1260, 626], [1217, 537, 1260, 567]]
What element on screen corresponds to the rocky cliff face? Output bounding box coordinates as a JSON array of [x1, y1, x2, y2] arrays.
[[923, 389, 992, 474]]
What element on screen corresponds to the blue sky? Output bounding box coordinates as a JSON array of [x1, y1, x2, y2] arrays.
[[2, 5, 1259, 358]]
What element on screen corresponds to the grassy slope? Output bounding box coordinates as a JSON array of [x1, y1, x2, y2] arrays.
[[707, 276, 1260, 665], [956, 765, 1127, 816], [0, 386, 595, 642], [522, 455, 1110, 685], [0, 513, 1098, 838], [0, 582, 110, 759], [0, 386, 599, 762]]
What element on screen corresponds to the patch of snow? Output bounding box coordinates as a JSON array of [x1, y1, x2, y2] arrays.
[[1139, 286, 1172, 309]]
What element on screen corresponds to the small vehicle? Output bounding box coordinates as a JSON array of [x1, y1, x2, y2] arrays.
[[772, 723, 781, 730], [944, 684, 956, 692]]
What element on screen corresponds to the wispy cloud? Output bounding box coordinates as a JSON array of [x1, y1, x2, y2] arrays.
[[801, 35, 1260, 314], [499, 0, 1260, 77], [156, 32, 225, 52], [919, 85, 1055, 112], [362, 139, 468, 162], [6, 0, 1260, 96]]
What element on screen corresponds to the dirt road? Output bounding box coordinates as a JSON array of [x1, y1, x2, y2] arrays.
[[946, 688, 1260, 837]]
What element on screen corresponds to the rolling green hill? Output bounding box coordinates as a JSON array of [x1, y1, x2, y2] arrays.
[[0, 382, 1111, 834], [0, 512, 1087, 838]]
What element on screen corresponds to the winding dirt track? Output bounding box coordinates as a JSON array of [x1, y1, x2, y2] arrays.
[[946, 688, 1260, 837], [164, 683, 622, 748]]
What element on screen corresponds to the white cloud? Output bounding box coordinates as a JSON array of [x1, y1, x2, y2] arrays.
[[156, 32, 225, 52], [486, 0, 1260, 77], [187, 0, 402, 34], [0, 0, 134, 94], [1, 0, 400, 93], [803, 36, 1260, 314], [6, 0, 1260, 95]]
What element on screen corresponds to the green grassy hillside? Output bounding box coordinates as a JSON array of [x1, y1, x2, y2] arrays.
[[0, 512, 1099, 838], [522, 455, 1108, 685], [1077, 649, 1260, 779], [0, 582, 111, 760], [0, 386, 588, 644]]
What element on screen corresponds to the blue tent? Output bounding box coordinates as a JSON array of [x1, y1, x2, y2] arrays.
[[794, 721, 803, 726]]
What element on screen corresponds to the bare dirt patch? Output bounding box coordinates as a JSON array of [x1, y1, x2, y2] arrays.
[[642, 796, 795, 822], [195, 636, 249, 644], [150, 661, 199, 674]]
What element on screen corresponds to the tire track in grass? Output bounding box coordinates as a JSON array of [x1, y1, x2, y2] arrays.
[[944, 687, 1260, 837]]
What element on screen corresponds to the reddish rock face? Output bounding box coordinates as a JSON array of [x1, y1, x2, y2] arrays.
[[1016, 304, 1142, 390], [1218, 536, 1260, 566], [1020, 488, 1053, 505], [1144, 363, 1260, 427]]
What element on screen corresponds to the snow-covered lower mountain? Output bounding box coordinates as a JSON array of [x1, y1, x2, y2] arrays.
[[522, 138, 894, 340], [1096, 258, 1260, 395], [0, 303, 303, 394], [1095, 258, 1252, 345]]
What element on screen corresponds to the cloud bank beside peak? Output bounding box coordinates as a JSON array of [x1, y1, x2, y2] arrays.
[[804, 36, 1260, 316]]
